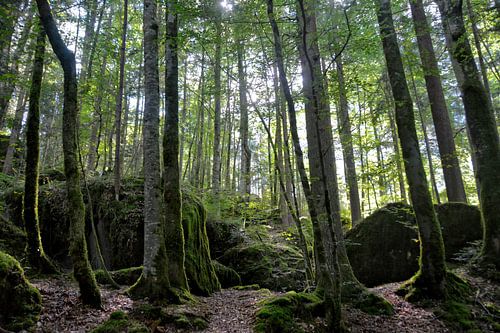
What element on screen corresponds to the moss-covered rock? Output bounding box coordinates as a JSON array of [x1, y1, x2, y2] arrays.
[[205, 219, 244, 259], [95, 266, 143, 286], [91, 310, 149, 333], [254, 291, 324, 333], [0, 215, 26, 260], [435, 203, 482, 260], [346, 202, 420, 287], [182, 193, 220, 295], [219, 242, 306, 291], [0, 251, 42, 331], [212, 260, 241, 288]]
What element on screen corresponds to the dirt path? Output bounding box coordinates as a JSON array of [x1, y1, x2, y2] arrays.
[[31, 277, 457, 333]]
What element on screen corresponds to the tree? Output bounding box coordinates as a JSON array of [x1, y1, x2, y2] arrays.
[[23, 22, 57, 274], [435, 0, 500, 270], [409, 0, 467, 203], [375, 0, 447, 296], [36, 0, 101, 307], [128, 0, 171, 300], [164, 0, 189, 290], [114, 0, 129, 200]]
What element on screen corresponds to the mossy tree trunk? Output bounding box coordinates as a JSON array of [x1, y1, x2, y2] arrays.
[[164, 0, 189, 291], [376, 0, 447, 296], [129, 0, 171, 300], [36, 0, 101, 307], [435, 0, 500, 270], [23, 22, 57, 274], [296, 0, 342, 330]]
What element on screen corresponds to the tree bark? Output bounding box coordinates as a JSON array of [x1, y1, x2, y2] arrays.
[[211, 10, 223, 198], [23, 23, 57, 274], [436, 0, 500, 269], [236, 38, 251, 199], [409, 0, 467, 203], [129, 0, 171, 299], [114, 0, 128, 200], [376, 0, 447, 295], [36, 0, 101, 306], [164, 0, 188, 290]]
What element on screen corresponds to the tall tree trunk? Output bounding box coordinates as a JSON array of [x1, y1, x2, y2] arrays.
[[193, 52, 205, 188], [179, 58, 188, 177], [376, 0, 447, 296], [436, 0, 500, 269], [36, 0, 101, 307], [164, 0, 188, 290], [129, 0, 170, 299], [211, 10, 222, 199], [114, 0, 128, 200], [237, 38, 251, 198], [409, 0, 467, 203], [23, 23, 57, 273], [295, 0, 342, 329], [335, 54, 362, 224]]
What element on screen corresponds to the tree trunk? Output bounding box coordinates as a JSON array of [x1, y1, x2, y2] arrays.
[[36, 0, 101, 307], [23, 23, 57, 274], [129, 0, 171, 299], [376, 0, 447, 296], [335, 54, 362, 224], [3, 89, 27, 174], [236, 38, 251, 199], [436, 0, 500, 269], [409, 0, 467, 203], [211, 11, 222, 198], [295, 0, 342, 329], [114, 0, 128, 200], [164, 0, 188, 290]]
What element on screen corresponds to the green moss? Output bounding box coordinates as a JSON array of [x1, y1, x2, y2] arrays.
[[0, 251, 42, 331], [436, 301, 475, 331], [182, 193, 220, 296], [212, 260, 241, 288], [91, 311, 149, 333], [254, 291, 324, 333], [354, 292, 394, 315], [0, 215, 27, 260], [95, 266, 142, 286], [233, 284, 260, 290]]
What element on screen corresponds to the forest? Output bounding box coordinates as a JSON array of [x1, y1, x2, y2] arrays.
[[0, 0, 499, 331]]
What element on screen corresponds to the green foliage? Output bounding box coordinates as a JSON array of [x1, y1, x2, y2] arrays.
[[0, 215, 26, 260], [0, 251, 42, 331], [254, 291, 324, 333]]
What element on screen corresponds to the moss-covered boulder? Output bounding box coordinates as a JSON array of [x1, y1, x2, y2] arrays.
[[212, 260, 241, 288], [254, 291, 324, 333], [346, 202, 420, 287], [182, 193, 220, 295], [0, 215, 26, 260], [0, 251, 42, 331], [435, 203, 483, 260], [205, 219, 244, 259], [219, 242, 306, 291], [95, 266, 143, 286]]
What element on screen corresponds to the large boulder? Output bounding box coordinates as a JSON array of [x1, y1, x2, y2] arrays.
[[0, 251, 42, 331], [346, 203, 420, 287], [219, 242, 306, 291], [205, 219, 245, 259], [435, 202, 482, 260]]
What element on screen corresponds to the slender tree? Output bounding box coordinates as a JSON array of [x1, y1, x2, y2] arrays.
[[409, 0, 467, 203], [376, 0, 447, 297], [114, 0, 129, 200], [23, 22, 57, 274], [36, 0, 101, 306]]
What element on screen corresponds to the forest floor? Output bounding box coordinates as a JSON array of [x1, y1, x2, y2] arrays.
[[31, 269, 499, 333]]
